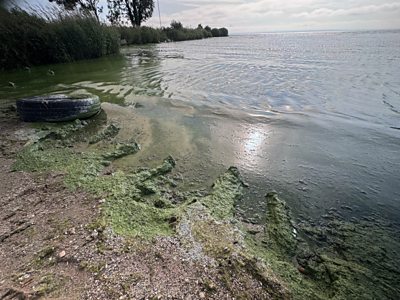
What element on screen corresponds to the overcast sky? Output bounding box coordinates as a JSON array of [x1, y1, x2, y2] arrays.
[[13, 0, 400, 33]]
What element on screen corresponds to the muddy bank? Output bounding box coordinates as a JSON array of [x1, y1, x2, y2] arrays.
[[1, 101, 399, 299]]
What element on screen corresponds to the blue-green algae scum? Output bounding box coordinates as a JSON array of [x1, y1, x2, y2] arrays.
[[1, 30, 400, 299]]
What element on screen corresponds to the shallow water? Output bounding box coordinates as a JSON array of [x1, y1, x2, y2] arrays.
[[1, 30, 400, 223]]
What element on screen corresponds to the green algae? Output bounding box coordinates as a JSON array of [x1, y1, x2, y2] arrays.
[[200, 166, 245, 220], [297, 216, 400, 299], [12, 121, 180, 239], [184, 173, 306, 298], [89, 123, 120, 144], [263, 192, 297, 257], [33, 274, 66, 297], [14, 141, 180, 238], [179, 170, 292, 299], [11, 117, 400, 299], [85, 157, 180, 238], [191, 220, 239, 259], [106, 199, 177, 237], [102, 142, 140, 160], [242, 192, 400, 300], [13, 141, 104, 189]]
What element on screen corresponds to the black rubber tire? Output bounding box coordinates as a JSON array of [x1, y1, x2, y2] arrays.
[[17, 94, 101, 122]]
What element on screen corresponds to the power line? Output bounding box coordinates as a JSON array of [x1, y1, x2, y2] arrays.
[[157, 0, 162, 27]]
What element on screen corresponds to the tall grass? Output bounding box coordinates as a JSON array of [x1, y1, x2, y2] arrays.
[[0, 7, 120, 70]]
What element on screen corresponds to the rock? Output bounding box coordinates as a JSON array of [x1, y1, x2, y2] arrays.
[[102, 142, 140, 160], [91, 230, 99, 239], [89, 123, 120, 144], [58, 250, 66, 258], [199, 292, 206, 298]]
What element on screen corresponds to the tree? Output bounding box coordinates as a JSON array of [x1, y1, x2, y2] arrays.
[[219, 27, 229, 37], [211, 28, 220, 37], [170, 20, 182, 30], [49, 0, 102, 22], [107, 0, 154, 27]]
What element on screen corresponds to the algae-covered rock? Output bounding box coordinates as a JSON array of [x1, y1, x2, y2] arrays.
[[263, 192, 297, 257], [102, 142, 140, 160], [200, 166, 245, 220], [89, 123, 120, 144], [151, 155, 176, 175]]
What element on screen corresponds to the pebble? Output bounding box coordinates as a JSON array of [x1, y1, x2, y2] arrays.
[[59, 250, 66, 258], [199, 292, 205, 298]]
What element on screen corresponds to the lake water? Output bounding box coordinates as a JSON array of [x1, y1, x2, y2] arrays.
[[1, 30, 400, 224]]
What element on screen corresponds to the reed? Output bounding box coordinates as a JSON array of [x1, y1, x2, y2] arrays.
[[0, 7, 120, 70]]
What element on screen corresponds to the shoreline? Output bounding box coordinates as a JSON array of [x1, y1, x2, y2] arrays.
[[1, 100, 399, 299]]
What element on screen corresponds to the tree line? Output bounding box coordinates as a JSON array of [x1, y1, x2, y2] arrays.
[[0, 7, 228, 70], [49, 0, 229, 33]]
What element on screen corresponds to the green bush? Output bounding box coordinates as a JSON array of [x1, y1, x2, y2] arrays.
[[118, 26, 168, 44], [211, 28, 220, 37], [0, 7, 120, 70], [219, 27, 229, 37]]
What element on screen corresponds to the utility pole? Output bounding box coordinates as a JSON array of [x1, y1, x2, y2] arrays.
[[157, 0, 162, 27]]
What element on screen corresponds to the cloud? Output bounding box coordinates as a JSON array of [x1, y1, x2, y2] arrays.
[[14, 0, 400, 32], [145, 0, 400, 31], [293, 2, 400, 18]]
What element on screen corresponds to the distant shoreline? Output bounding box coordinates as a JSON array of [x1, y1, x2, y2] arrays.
[[230, 28, 400, 35]]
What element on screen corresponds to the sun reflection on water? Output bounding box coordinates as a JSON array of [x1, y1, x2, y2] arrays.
[[244, 128, 266, 154]]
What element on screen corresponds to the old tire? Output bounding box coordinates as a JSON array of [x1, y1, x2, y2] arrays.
[[16, 94, 101, 122]]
